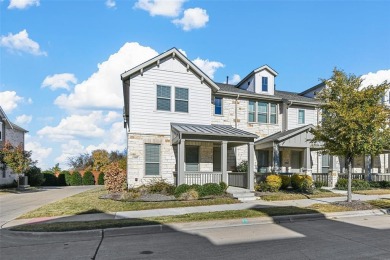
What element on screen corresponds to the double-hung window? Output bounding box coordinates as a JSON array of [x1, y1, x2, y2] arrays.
[[298, 109, 305, 124], [157, 85, 171, 111], [262, 77, 268, 92], [248, 101, 256, 122], [258, 102, 268, 123], [145, 144, 160, 176], [175, 87, 188, 112], [214, 97, 222, 115], [270, 104, 277, 124]]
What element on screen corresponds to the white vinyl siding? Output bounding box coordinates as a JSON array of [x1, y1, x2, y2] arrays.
[[128, 57, 211, 135], [288, 106, 317, 129], [145, 144, 160, 176]]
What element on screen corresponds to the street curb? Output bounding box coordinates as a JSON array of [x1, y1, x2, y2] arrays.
[[4, 208, 388, 236]]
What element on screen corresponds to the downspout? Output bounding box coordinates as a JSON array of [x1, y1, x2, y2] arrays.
[[235, 94, 240, 128], [316, 106, 320, 174]]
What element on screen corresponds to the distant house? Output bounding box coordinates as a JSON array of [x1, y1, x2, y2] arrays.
[[121, 48, 389, 190], [0, 106, 28, 185]]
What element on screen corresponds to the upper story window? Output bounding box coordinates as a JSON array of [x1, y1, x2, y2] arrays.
[[248, 101, 278, 124], [157, 85, 171, 111], [145, 144, 160, 176], [214, 97, 223, 115], [262, 77, 268, 92], [248, 101, 256, 122], [298, 109, 305, 124], [0, 121, 3, 141], [175, 87, 189, 113]]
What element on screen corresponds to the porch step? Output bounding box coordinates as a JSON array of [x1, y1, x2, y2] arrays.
[[227, 186, 257, 202]]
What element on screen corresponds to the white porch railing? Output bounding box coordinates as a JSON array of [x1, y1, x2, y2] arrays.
[[184, 172, 222, 185]]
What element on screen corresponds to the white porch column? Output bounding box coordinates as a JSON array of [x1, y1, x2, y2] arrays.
[[221, 141, 228, 184], [247, 142, 254, 191], [273, 143, 279, 171], [177, 139, 185, 185], [304, 147, 312, 176]]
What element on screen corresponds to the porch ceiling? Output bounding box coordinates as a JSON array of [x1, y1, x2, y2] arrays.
[[171, 123, 257, 144]]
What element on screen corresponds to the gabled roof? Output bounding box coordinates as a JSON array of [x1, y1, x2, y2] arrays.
[[236, 64, 278, 88], [0, 106, 28, 133], [121, 47, 220, 92], [255, 124, 314, 145], [300, 81, 326, 95]]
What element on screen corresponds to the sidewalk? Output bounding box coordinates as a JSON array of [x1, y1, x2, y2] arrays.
[[3, 191, 389, 229]]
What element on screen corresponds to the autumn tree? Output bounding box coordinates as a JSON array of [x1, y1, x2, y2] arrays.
[[311, 69, 390, 202], [0, 142, 35, 187], [92, 149, 110, 171]]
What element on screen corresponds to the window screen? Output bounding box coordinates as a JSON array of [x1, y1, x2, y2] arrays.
[[258, 102, 268, 123], [175, 87, 188, 112], [157, 85, 171, 111], [214, 97, 222, 115], [248, 101, 255, 122], [145, 144, 160, 175]]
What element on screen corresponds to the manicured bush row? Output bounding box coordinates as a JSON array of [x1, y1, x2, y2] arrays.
[[25, 166, 45, 186], [336, 178, 388, 190], [174, 182, 226, 198], [82, 171, 95, 185], [256, 174, 314, 193], [98, 172, 105, 185]]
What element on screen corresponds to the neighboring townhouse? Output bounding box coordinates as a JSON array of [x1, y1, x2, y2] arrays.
[[0, 106, 28, 185], [121, 48, 389, 190]]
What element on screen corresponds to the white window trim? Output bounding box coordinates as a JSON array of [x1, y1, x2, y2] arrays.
[[214, 96, 223, 116], [248, 101, 278, 125], [175, 87, 189, 113], [298, 109, 305, 124]]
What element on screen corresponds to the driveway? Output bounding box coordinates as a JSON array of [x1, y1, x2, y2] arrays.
[[0, 186, 98, 228]]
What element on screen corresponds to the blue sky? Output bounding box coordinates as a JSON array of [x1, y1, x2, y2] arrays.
[[1, 0, 389, 170]]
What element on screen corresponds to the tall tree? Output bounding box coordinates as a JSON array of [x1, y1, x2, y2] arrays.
[[311, 69, 390, 202], [92, 149, 110, 171]]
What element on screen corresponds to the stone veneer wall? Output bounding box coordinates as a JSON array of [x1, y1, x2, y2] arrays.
[[5, 128, 24, 148]]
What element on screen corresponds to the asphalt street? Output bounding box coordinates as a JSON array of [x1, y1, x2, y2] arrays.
[[1, 214, 389, 260], [0, 186, 98, 228]]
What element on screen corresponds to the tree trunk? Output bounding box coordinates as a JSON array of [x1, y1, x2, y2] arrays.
[[346, 154, 353, 202]]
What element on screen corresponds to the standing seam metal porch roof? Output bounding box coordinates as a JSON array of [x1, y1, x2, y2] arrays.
[[171, 123, 258, 144]]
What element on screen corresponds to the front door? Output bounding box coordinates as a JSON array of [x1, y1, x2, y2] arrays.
[[185, 146, 199, 171], [213, 146, 221, 172]]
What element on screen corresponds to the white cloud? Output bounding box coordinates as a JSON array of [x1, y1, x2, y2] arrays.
[[0, 91, 23, 113], [86, 122, 126, 153], [41, 73, 77, 91], [25, 140, 52, 169], [178, 48, 187, 57], [0, 29, 46, 56], [134, 0, 186, 17], [172, 7, 209, 31], [55, 140, 85, 167], [192, 58, 224, 79], [229, 74, 241, 85], [15, 114, 32, 125], [54, 42, 158, 110], [37, 111, 106, 140], [105, 0, 116, 8], [104, 111, 121, 123], [8, 0, 39, 9], [361, 69, 390, 88]]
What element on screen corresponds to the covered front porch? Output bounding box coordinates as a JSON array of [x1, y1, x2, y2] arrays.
[[171, 123, 257, 190]]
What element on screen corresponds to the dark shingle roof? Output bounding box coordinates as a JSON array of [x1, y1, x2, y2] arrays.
[[215, 83, 319, 105]]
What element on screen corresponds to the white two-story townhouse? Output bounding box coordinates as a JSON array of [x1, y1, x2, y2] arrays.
[[0, 106, 28, 185], [121, 48, 389, 190]]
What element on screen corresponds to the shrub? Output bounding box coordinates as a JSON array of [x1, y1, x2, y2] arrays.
[[25, 166, 45, 186], [200, 183, 223, 197], [255, 182, 271, 192], [98, 172, 105, 185], [147, 179, 176, 195], [314, 181, 326, 189], [219, 181, 228, 192], [179, 189, 199, 200], [236, 160, 248, 172], [57, 173, 67, 186], [174, 184, 191, 198], [104, 162, 127, 193], [335, 178, 348, 190], [62, 171, 71, 186], [369, 181, 381, 189], [351, 179, 370, 190], [265, 174, 282, 192], [280, 175, 291, 190], [83, 171, 95, 185], [42, 171, 57, 186], [377, 180, 390, 189], [291, 174, 303, 190], [301, 176, 314, 193], [70, 171, 83, 186]]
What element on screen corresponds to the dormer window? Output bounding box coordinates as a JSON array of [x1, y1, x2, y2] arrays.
[[262, 77, 268, 92]]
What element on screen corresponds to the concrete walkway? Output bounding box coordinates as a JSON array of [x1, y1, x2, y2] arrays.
[[0, 186, 98, 228], [3, 191, 389, 229]]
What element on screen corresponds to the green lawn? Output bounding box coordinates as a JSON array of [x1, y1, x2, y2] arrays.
[[259, 189, 343, 201], [19, 188, 238, 219], [353, 189, 390, 195]]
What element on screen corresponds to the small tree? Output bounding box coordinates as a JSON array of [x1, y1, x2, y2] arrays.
[[82, 171, 95, 185], [92, 149, 110, 171], [70, 171, 83, 186], [311, 69, 390, 202], [0, 142, 35, 187], [98, 172, 105, 185]]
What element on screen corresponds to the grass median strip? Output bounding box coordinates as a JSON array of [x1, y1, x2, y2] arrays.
[[352, 189, 390, 195], [18, 188, 238, 219], [260, 189, 343, 201]]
